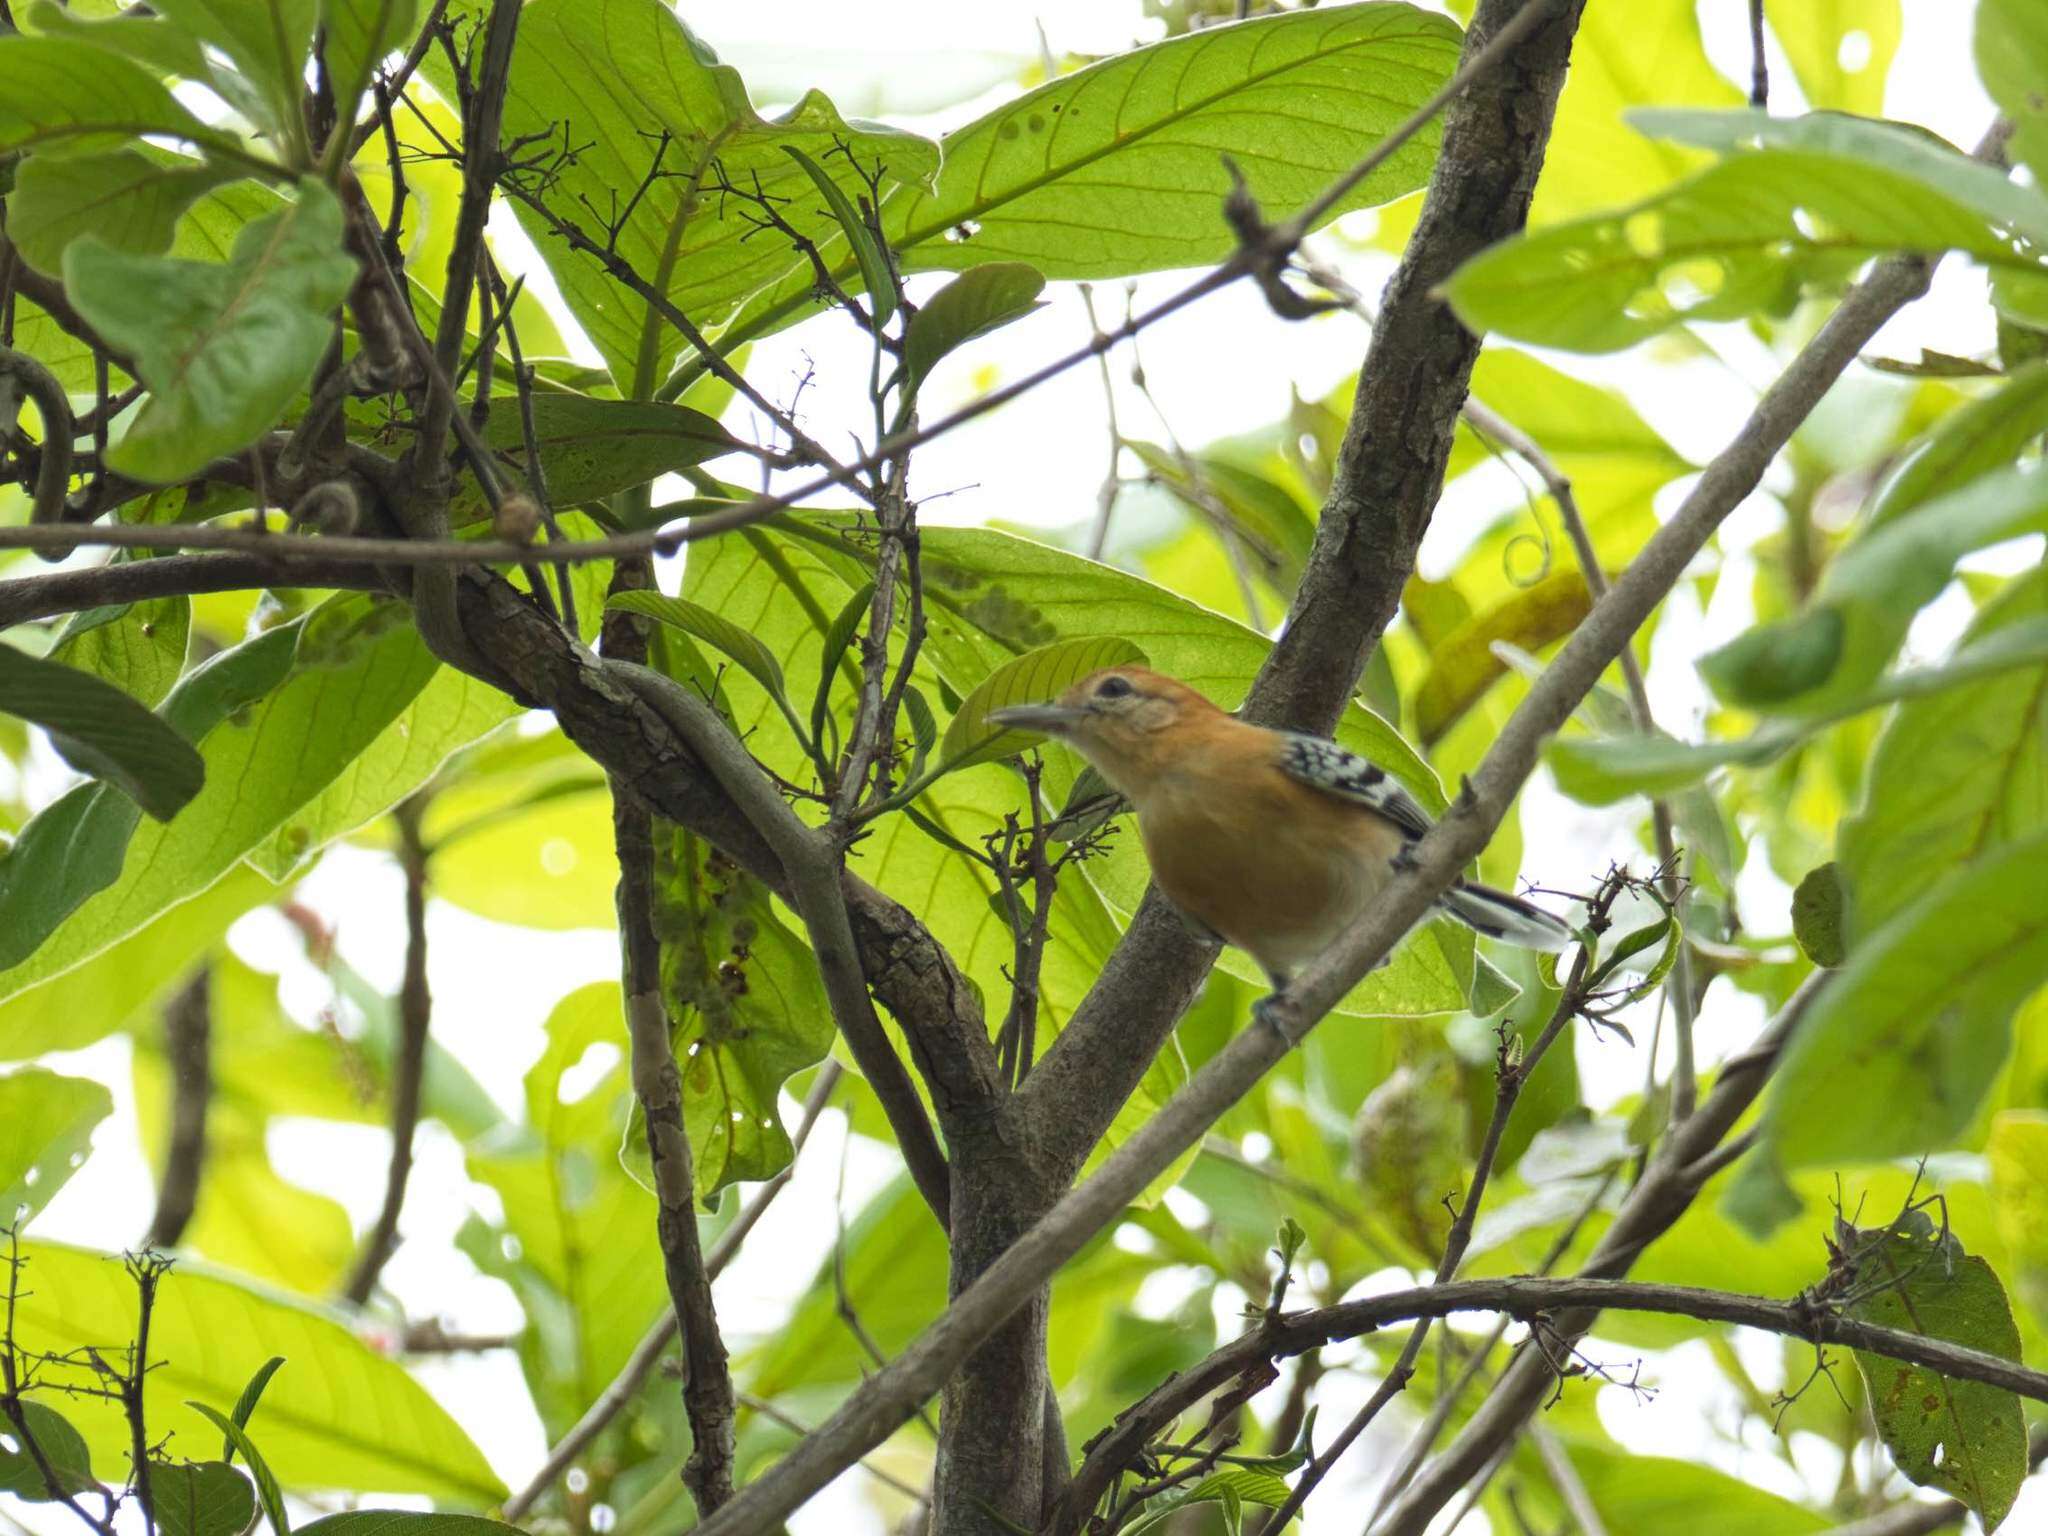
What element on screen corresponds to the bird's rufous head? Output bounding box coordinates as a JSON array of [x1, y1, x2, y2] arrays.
[[987, 666, 1220, 793]]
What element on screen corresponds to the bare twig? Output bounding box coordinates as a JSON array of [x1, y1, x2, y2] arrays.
[[143, 970, 211, 1251], [342, 795, 433, 1305], [0, 552, 386, 630], [1749, 0, 1770, 109], [498, 1064, 841, 1520], [615, 797, 736, 1516]]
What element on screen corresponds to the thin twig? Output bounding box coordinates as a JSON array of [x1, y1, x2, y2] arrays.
[[1749, 0, 1770, 109], [498, 1063, 841, 1521], [143, 970, 211, 1251], [343, 795, 433, 1305]]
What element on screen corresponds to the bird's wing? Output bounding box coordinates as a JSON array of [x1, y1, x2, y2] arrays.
[[1274, 732, 1434, 841]]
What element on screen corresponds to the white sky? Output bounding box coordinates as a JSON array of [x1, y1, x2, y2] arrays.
[[14, 2, 2043, 1534]]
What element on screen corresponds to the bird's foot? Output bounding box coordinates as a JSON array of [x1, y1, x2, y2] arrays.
[[1389, 841, 1423, 875], [1255, 989, 1304, 1046]]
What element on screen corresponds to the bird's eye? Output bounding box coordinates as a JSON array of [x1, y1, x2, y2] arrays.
[[1094, 676, 1134, 700]]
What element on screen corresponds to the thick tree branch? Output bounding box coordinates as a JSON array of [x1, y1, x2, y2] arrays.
[[342, 796, 433, 1304], [0, 553, 385, 630], [142, 968, 211, 1251], [1024, 0, 1587, 1185]]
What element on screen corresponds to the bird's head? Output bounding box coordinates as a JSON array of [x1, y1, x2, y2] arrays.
[[987, 667, 1217, 791]]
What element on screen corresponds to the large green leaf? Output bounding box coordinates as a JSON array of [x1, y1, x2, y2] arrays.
[[1443, 114, 2048, 353], [51, 594, 191, 711], [8, 149, 239, 275], [0, 640, 204, 819], [16, 0, 209, 81], [639, 827, 834, 1199], [463, 984, 670, 1438], [1842, 1221, 2028, 1531], [0, 625, 295, 975], [8, 1243, 502, 1501], [64, 178, 357, 483], [323, 0, 424, 136], [451, 396, 744, 525], [723, 2, 1459, 358], [1549, 614, 2048, 803], [0, 35, 230, 158], [147, 0, 316, 150], [1565, 1441, 1827, 1533], [1750, 828, 2048, 1187], [0, 597, 447, 1001], [490, 0, 938, 392], [1765, 0, 1900, 116], [1978, 0, 2048, 185], [934, 634, 1147, 776], [0, 1068, 112, 1224], [1701, 464, 2048, 714], [1866, 362, 2048, 531], [1838, 566, 2048, 938]]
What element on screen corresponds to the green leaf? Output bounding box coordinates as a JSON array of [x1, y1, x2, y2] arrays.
[[10, 1242, 503, 1501], [453, 395, 743, 525], [63, 178, 357, 483], [1564, 1441, 1828, 1533], [299, 1517, 523, 1536], [149, 0, 315, 150], [1866, 362, 2048, 531], [488, 0, 938, 393], [17, 0, 210, 81], [0, 597, 448, 999], [0, 627, 294, 975], [0, 35, 226, 158], [0, 865, 276, 1061], [0, 1068, 112, 1224], [725, 2, 1460, 356], [1443, 113, 2048, 352], [782, 144, 897, 326], [1754, 828, 2048, 1185], [1842, 1222, 2028, 1531], [1790, 862, 1846, 968], [463, 984, 671, 1437], [636, 830, 835, 1200], [605, 590, 808, 748], [1839, 564, 2048, 939], [51, 595, 191, 711], [0, 640, 203, 819], [811, 579, 875, 756], [322, 0, 423, 137], [1551, 615, 2048, 801], [227, 1357, 286, 1448], [0, 1400, 96, 1501], [935, 635, 1147, 777], [188, 1403, 289, 1536], [7, 149, 237, 275], [903, 263, 1046, 394], [151, 1460, 255, 1536], [1413, 569, 1592, 748], [1700, 464, 2048, 714], [1764, 0, 1900, 115], [1978, 0, 2048, 184]]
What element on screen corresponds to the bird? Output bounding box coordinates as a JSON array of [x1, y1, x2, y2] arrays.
[[988, 666, 1573, 992]]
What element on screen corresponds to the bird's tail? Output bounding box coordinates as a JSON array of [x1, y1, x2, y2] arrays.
[[1437, 880, 1575, 952]]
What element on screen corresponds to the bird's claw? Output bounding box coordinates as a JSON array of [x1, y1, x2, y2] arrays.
[[1389, 842, 1423, 875], [1255, 991, 1302, 1045]]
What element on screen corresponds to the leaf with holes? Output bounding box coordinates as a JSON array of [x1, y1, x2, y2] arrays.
[[1444, 113, 2048, 353], [0, 640, 203, 819], [1841, 1221, 2027, 1531], [0, 1068, 111, 1225], [936, 635, 1147, 778]]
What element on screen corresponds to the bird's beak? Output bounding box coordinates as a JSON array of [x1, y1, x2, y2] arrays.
[[987, 701, 1088, 734]]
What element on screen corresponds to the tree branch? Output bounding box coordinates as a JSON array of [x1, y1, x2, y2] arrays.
[[1023, 0, 1588, 1186], [499, 1063, 841, 1521], [615, 795, 736, 1517], [342, 795, 432, 1304], [0, 553, 385, 630], [142, 968, 211, 1251]]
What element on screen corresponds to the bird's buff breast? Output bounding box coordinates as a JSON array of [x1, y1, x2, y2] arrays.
[[1136, 780, 1393, 980]]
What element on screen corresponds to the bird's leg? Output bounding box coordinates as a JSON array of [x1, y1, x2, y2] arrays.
[[1389, 840, 1423, 875], [1254, 975, 1306, 1045]]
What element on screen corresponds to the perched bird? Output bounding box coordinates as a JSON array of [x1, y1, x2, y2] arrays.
[[989, 666, 1572, 989]]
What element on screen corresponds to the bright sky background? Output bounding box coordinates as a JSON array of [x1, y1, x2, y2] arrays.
[[17, 2, 2042, 1534]]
